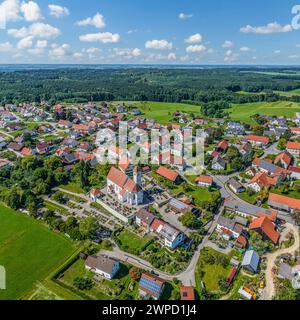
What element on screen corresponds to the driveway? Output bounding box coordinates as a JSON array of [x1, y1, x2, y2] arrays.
[[263, 223, 299, 300]]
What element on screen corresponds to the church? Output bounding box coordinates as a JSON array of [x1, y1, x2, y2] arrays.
[[107, 165, 144, 205]]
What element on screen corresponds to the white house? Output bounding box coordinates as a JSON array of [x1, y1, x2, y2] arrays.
[[85, 255, 120, 280]]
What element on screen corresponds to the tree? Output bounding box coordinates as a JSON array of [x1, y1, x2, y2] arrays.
[[73, 277, 93, 290], [129, 267, 141, 280], [179, 212, 199, 228], [79, 217, 98, 239], [277, 138, 287, 151]]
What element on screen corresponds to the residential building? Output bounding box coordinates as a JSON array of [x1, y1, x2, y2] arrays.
[[274, 151, 293, 169], [139, 273, 165, 300], [156, 166, 180, 184], [286, 141, 300, 156], [180, 286, 195, 300], [249, 216, 280, 244], [246, 135, 269, 147], [135, 208, 156, 233], [85, 255, 120, 280], [195, 175, 213, 188], [212, 156, 226, 171], [228, 178, 245, 193], [241, 250, 260, 273], [216, 216, 244, 240], [268, 193, 300, 214], [151, 218, 185, 249]]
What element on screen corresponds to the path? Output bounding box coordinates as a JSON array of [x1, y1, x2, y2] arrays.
[[263, 223, 299, 300]]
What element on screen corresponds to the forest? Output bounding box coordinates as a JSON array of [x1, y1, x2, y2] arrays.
[[1, 67, 300, 106]]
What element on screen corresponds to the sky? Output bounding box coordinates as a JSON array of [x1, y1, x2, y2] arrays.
[[1, 0, 300, 64]]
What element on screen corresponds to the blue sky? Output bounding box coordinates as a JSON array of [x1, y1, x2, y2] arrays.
[[1, 0, 300, 64]]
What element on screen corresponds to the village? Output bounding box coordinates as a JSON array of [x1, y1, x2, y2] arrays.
[[0, 100, 300, 301]]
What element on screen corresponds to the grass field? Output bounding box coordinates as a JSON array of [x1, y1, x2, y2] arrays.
[[117, 229, 153, 253], [0, 204, 75, 300], [117, 101, 201, 124], [229, 101, 300, 124]]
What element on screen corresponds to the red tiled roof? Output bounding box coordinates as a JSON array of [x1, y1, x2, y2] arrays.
[[150, 218, 164, 232], [274, 151, 292, 167], [288, 166, 300, 173], [255, 210, 277, 222], [180, 286, 195, 300], [249, 216, 280, 244], [72, 124, 90, 131], [287, 141, 300, 151], [268, 193, 300, 211], [236, 235, 247, 247], [156, 166, 179, 182], [247, 135, 269, 144], [107, 167, 128, 188], [195, 175, 213, 184], [21, 147, 32, 156], [217, 140, 229, 151]]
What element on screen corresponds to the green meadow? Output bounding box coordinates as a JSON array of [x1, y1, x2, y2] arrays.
[[228, 101, 300, 125], [0, 204, 75, 300]]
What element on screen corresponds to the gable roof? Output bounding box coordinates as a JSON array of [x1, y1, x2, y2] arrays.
[[268, 192, 300, 211], [107, 166, 128, 187], [287, 141, 300, 151], [139, 273, 165, 298], [136, 209, 155, 226], [156, 166, 179, 182], [247, 135, 269, 144], [85, 255, 118, 274], [274, 151, 292, 167], [249, 216, 280, 244], [195, 175, 213, 184]]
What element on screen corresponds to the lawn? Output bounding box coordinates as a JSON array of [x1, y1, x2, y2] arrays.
[[228, 101, 300, 125], [119, 101, 202, 124], [58, 258, 135, 300], [117, 229, 153, 253], [0, 204, 75, 300], [195, 248, 234, 295], [59, 182, 85, 194]]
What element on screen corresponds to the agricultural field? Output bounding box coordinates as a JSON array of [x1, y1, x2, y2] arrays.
[[228, 101, 300, 125], [0, 204, 75, 300]]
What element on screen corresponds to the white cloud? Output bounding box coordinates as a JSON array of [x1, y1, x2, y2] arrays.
[[20, 1, 41, 22], [222, 40, 234, 48], [288, 54, 298, 59], [240, 22, 292, 34], [79, 32, 120, 43], [274, 50, 281, 54], [178, 13, 193, 20], [86, 47, 101, 54], [49, 43, 71, 59], [28, 40, 47, 55], [48, 4, 69, 18], [0, 41, 13, 52], [224, 50, 239, 62], [0, 0, 21, 25], [17, 35, 33, 49], [76, 13, 105, 29], [186, 44, 206, 53], [8, 22, 60, 38], [185, 33, 202, 44], [113, 47, 141, 59], [168, 53, 176, 61], [240, 46, 251, 52], [145, 39, 172, 50]]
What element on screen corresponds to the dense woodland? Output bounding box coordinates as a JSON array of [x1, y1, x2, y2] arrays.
[[2, 67, 300, 106]]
